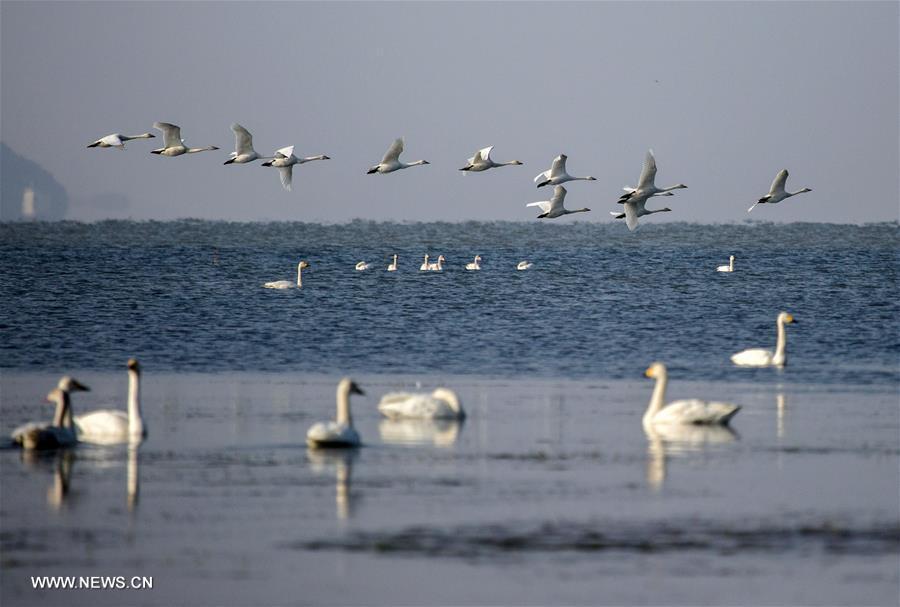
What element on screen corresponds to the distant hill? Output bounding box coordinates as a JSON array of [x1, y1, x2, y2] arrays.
[[1, 142, 68, 220]]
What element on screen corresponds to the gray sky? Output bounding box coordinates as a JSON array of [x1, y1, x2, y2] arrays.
[[2, 1, 897, 223]]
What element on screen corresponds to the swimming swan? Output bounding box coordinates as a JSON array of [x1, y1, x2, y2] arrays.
[[534, 154, 597, 188], [527, 185, 590, 219], [748, 169, 812, 212], [263, 261, 310, 289], [516, 261, 533, 271], [377, 387, 465, 420], [643, 362, 741, 426], [387, 254, 398, 272], [717, 255, 735, 272], [419, 254, 430, 271], [11, 378, 89, 450], [367, 137, 430, 174], [459, 146, 523, 172], [87, 132, 155, 150], [306, 378, 364, 448], [465, 255, 482, 270], [426, 255, 445, 271], [260, 145, 330, 191], [731, 311, 797, 367], [618, 150, 687, 204], [610, 198, 672, 231], [355, 261, 372, 271], [73, 358, 145, 444], [150, 122, 219, 156]]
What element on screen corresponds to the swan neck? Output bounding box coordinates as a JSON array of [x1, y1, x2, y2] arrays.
[[128, 369, 144, 436], [644, 372, 667, 424], [336, 384, 353, 426], [52, 393, 68, 427], [296, 265, 303, 287], [774, 317, 788, 360]]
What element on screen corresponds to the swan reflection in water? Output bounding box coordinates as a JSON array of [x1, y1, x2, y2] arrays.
[[306, 449, 358, 521], [644, 423, 739, 490], [19, 448, 76, 510], [378, 418, 465, 448]]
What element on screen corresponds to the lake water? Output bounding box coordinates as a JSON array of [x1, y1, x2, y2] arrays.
[[1, 220, 898, 605]]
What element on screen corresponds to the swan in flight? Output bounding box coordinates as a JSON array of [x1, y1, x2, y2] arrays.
[[224, 123, 267, 165], [73, 358, 145, 444], [465, 255, 482, 270], [263, 261, 310, 289], [459, 146, 523, 172], [610, 198, 672, 231], [527, 185, 591, 219], [618, 150, 687, 204], [426, 255, 445, 271], [516, 261, 533, 271], [377, 388, 465, 420], [748, 170, 812, 212], [717, 255, 735, 272], [367, 137, 430, 174], [150, 122, 219, 156], [533, 154, 597, 188], [87, 132, 155, 150], [11, 378, 89, 450], [307, 378, 364, 448], [355, 261, 372, 271], [260, 145, 330, 191], [731, 311, 797, 367], [644, 362, 741, 426], [387, 254, 398, 272]]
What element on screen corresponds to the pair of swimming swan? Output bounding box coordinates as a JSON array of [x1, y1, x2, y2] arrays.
[[306, 379, 465, 449], [420, 254, 445, 271], [10, 378, 89, 450]]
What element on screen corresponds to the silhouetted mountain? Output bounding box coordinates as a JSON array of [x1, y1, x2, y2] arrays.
[[1, 142, 68, 220]]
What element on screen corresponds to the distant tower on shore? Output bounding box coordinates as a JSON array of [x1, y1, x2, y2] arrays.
[[21, 186, 36, 220]]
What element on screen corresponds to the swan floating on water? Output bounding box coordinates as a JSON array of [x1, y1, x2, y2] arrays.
[[387, 254, 398, 272], [533, 154, 596, 188], [377, 387, 465, 420], [224, 123, 266, 165], [260, 145, 330, 191], [263, 261, 310, 289], [610, 198, 671, 231], [527, 185, 590, 219], [517, 261, 533, 271], [87, 132, 155, 150], [618, 150, 687, 205], [717, 255, 735, 272], [643, 362, 741, 426], [11, 378, 89, 450], [306, 378, 364, 448], [355, 261, 372, 271], [73, 358, 145, 444], [731, 311, 797, 367], [150, 122, 219, 157], [748, 169, 812, 212], [367, 137, 429, 174], [426, 255, 445, 271], [459, 146, 523, 172], [465, 255, 482, 270]]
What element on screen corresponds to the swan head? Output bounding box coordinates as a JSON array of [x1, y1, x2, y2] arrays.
[[57, 376, 90, 393], [729, 255, 735, 262], [127, 358, 141, 373], [338, 377, 365, 396], [644, 362, 667, 379], [673, 184, 688, 189], [778, 312, 796, 325], [510, 161, 523, 165], [298, 261, 310, 270], [437, 255, 445, 262]]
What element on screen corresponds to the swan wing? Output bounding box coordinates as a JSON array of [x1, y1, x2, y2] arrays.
[[549, 154, 567, 178], [769, 169, 788, 195], [477, 146, 494, 163], [526, 200, 552, 213], [636, 149, 658, 189], [73, 410, 130, 443], [263, 280, 293, 289], [533, 169, 551, 184], [548, 185, 567, 212], [307, 421, 360, 447], [231, 123, 254, 155], [730, 348, 774, 366], [278, 167, 293, 191], [102, 134, 124, 147], [654, 399, 741, 425], [275, 145, 294, 159], [624, 201, 639, 231], [153, 122, 182, 148], [378, 393, 452, 419], [381, 137, 404, 164]]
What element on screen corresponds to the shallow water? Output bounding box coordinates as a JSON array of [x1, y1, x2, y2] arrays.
[[1, 221, 898, 605]]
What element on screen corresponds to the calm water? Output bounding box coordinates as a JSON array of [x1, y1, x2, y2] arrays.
[[1, 221, 898, 606]]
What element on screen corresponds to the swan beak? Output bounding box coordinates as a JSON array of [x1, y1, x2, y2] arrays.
[[644, 367, 654, 378], [351, 383, 365, 396], [127, 358, 140, 372], [71, 379, 90, 392]]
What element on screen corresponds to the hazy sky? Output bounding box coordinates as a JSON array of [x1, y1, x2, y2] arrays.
[[1, 1, 897, 224]]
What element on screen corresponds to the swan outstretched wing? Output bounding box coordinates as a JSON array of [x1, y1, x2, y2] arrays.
[[526, 200, 552, 213], [153, 122, 182, 148], [636, 149, 658, 189], [381, 137, 404, 164], [477, 146, 493, 163], [769, 169, 788, 195], [549, 185, 567, 213], [275, 145, 294, 159], [549, 154, 567, 178], [278, 167, 293, 191], [231, 123, 254, 155], [624, 201, 640, 231], [533, 169, 551, 184]]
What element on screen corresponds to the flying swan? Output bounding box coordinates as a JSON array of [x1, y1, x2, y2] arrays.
[[87, 132, 155, 150], [306, 378, 364, 448], [367, 137, 430, 174], [610, 198, 671, 231], [643, 362, 741, 426], [459, 146, 523, 172], [748, 169, 812, 212], [377, 387, 465, 420], [261, 145, 330, 191], [263, 261, 311, 289], [731, 311, 797, 367], [618, 149, 687, 204], [533, 154, 597, 188], [73, 358, 146, 444], [224, 123, 267, 165], [527, 185, 590, 219], [150, 122, 219, 156]]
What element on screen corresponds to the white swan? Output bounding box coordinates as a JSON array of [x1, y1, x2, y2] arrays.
[[459, 146, 523, 172], [717, 255, 735, 272], [260, 145, 329, 191], [377, 388, 465, 420], [644, 362, 741, 426], [263, 261, 310, 289], [533, 154, 597, 188], [73, 358, 145, 444], [731, 311, 797, 367], [387, 254, 398, 272], [748, 169, 812, 212], [610, 198, 672, 231], [618, 149, 687, 204], [11, 378, 89, 450], [150, 122, 219, 156], [87, 132, 155, 150], [516, 261, 533, 271], [426, 255, 445, 271], [367, 137, 430, 174], [355, 261, 372, 271], [224, 123, 267, 165], [306, 378, 364, 448], [465, 255, 482, 270], [419, 254, 430, 271], [527, 185, 590, 219]]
